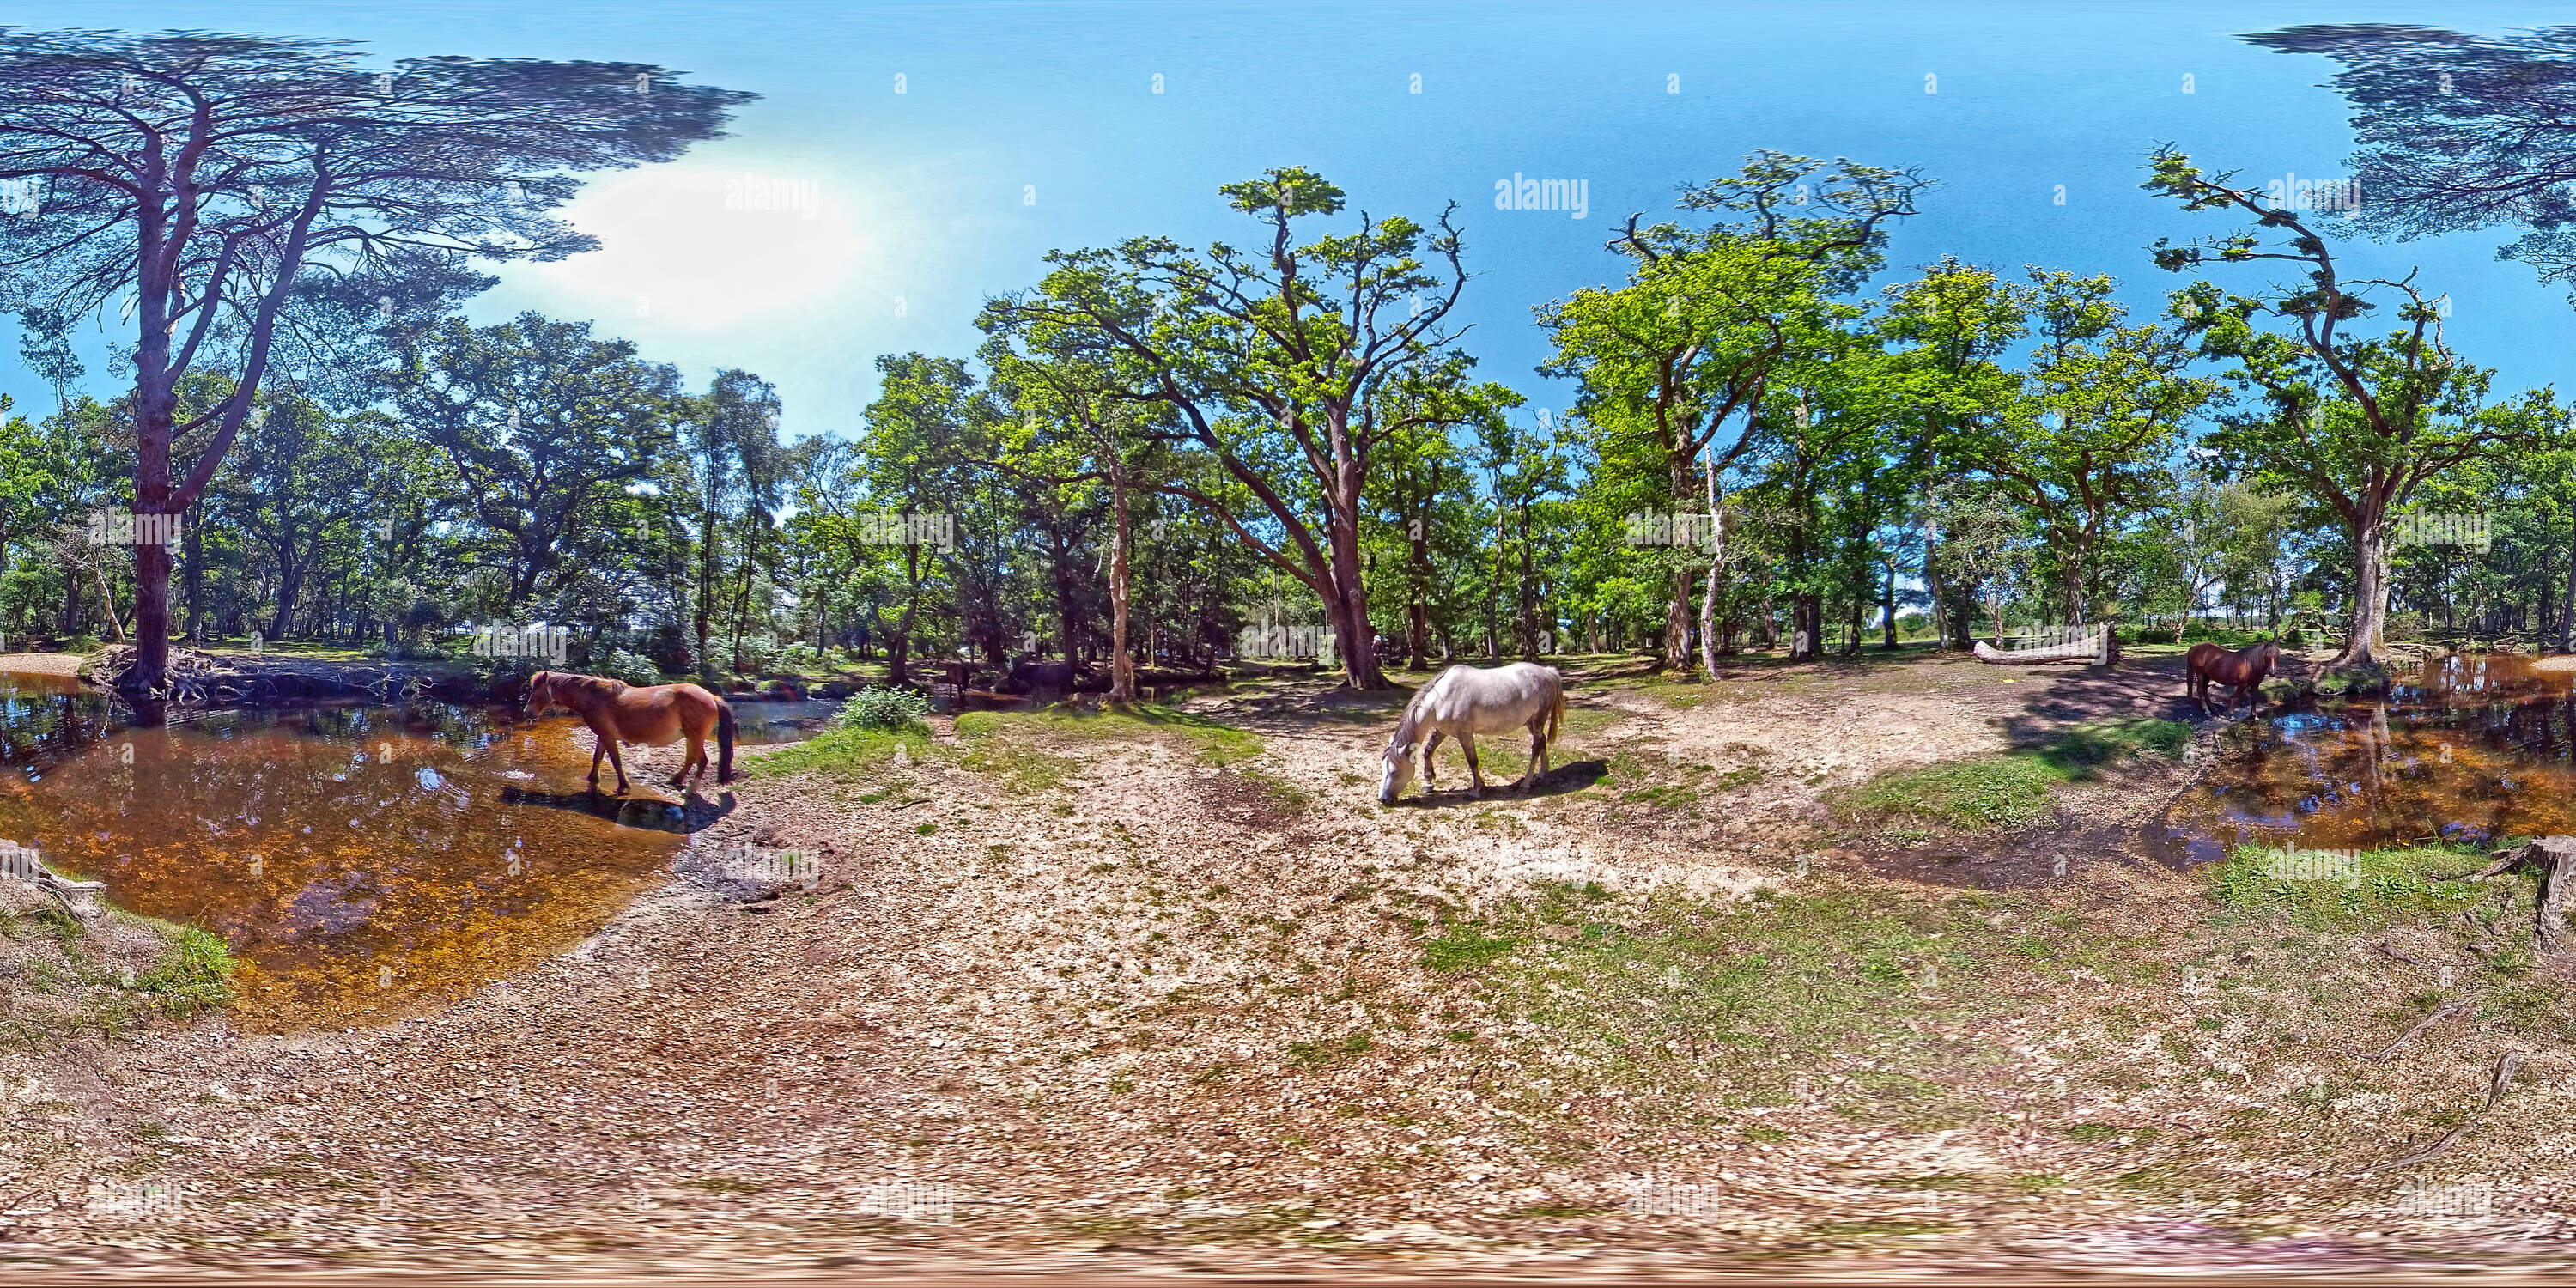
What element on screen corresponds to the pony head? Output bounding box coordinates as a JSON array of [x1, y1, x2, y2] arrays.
[[522, 670, 559, 717], [1378, 736, 1417, 805]]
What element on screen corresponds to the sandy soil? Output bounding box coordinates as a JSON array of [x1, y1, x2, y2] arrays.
[[4, 646, 2573, 1279], [0, 653, 85, 677]]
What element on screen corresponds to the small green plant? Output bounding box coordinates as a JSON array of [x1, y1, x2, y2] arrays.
[[129, 924, 234, 1016], [835, 686, 932, 732]]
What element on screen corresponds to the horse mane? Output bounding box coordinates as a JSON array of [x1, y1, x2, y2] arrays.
[[1388, 676, 1437, 749]]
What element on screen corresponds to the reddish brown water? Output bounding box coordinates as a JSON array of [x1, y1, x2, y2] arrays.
[[2165, 652, 2576, 863], [0, 671, 735, 1030]]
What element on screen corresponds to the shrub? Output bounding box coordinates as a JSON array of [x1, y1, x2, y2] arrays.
[[595, 647, 660, 686], [834, 686, 931, 732]]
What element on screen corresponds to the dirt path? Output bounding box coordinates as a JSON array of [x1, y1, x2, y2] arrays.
[[4, 647, 2569, 1277]]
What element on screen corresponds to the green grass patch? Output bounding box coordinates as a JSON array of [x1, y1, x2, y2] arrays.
[[1467, 884, 2004, 1118], [129, 923, 234, 1016], [957, 704, 1263, 771], [1832, 755, 2063, 831], [739, 724, 928, 782], [1832, 718, 2190, 832], [2031, 719, 2190, 776], [1421, 927, 1522, 972], [2205, 844, 2489, 929]]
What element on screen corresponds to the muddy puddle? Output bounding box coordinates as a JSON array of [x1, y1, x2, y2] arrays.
[[0, 671, 770, 1030], [2162, 652, 2576, 864]]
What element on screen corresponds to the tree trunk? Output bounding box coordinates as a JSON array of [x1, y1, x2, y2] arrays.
[[1327, 501, 1384, 690], [181, 509, 204, 640], [92, 558, 127, 642], [730, 510, 760, 674], [1880, 559, 1899, 649], [2336, 519, 2389, 667], [889, 545, 921, 688], [1697, 455, 1726, 678], [2560, 518, 2575, 654], [695, 499, 719, 679], [1108, 467, 1137, 704], [1792, 592, 1823, 660]]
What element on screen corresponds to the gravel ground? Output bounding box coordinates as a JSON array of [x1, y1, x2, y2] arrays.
[[3, 650, 2572, 1279]]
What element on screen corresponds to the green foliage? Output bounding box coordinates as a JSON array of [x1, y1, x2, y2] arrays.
[[593, 647, 661, 686], [834, 686, 931, 732]]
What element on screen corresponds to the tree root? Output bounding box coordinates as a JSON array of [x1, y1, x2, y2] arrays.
[[2367, 997, 2471, 1062], [2477, 835, 2576, 952], [2360, 1051, 2524, 1174]]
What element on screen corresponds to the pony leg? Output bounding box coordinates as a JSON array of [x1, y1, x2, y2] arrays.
[[1460, 733, 1485, 799], [672, 732, 702, 789], [604, 739, 630, 794], [1423, 730, 1445, 787], [588, 740, 607, 790]]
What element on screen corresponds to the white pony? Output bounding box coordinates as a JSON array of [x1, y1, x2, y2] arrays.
[[1378, 662, 1566, 805]]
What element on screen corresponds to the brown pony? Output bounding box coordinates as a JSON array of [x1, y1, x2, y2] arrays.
[[525, 671, 736, 794], [2185, 641, 2282, 717]]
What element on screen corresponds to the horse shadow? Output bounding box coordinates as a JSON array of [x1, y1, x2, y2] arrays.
[[497, 785, 738, 834], [1399, 757, 1608, 806]]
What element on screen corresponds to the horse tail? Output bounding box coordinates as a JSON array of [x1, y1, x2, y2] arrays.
[[716, 699, 737, 784], [1546, 672, 1564, 742]]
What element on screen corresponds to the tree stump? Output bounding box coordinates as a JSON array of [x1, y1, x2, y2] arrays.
[[2478, 835, 2576, 952]]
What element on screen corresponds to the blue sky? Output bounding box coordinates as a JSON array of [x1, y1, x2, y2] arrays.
[[5, 1, 2575, 440]]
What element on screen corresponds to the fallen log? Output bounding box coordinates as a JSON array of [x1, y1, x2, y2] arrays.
[[1970, 631, 2108, 666], [84, 644, 440, 707]]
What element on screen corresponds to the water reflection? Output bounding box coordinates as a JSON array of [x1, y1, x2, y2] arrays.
[[2167, 653, 2576, 861], [0, 672, 704, 1030]]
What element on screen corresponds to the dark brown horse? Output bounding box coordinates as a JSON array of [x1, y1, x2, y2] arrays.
[[526, 671, 736, 794], [2186, 641, 2282, 717]]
